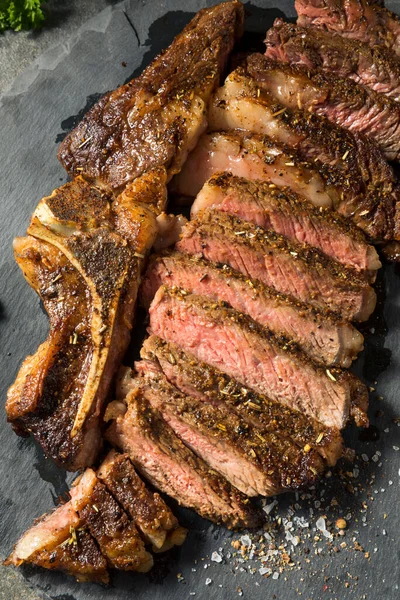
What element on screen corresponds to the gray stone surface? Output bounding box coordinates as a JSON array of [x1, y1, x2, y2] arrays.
[[0, 0, 117, 93]]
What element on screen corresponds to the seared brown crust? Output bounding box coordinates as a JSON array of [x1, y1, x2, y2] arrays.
[[136, 359, 325, 492], [265, 19, 400, 102], [177, 209, 375, 320], [58, 1, 244, 192], [79, 480, 153, 572], [245, 53, 400, 161], [30, 529, 109, 584], [140, 336, 344, 466], [97, 450, 180, 550], [295, 0, 400, 56], [106, 392, 262, 529]]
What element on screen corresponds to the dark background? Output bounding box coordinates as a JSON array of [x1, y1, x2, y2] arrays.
[[0, 1, 399, 599]]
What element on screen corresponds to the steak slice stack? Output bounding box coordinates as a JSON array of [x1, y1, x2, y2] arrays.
[[265, 18, 400, 103], [140, 335, 344, 467], [6, 451, 186, 581], [295, 0, 400, 57], [134, 358, 325, 495], [190, 172, 380, 279], [147, 286, 368, 429], [141, 252, 364, 368], [106, 391, 262, 529], [245, 53, 400, 162], [176, 209, 376, 321]]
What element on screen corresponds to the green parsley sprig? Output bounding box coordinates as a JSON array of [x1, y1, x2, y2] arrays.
[[0, 1, 45, 32]]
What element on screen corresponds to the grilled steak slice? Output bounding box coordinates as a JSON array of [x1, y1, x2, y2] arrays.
[[171, 132, 398, 243], [106, 391, 262, 529], [135, 359, 325, 495], [295, 0, 400, 57], [140, 336, 344, 466], [5, 469, 109, 583], [97, 450, 186, 551], [141, 252, 363, 368], [245, 53, 400, 162], [265, 19, 400, 103], [58, 2, 244, 193], [148, 287, 369, 430], [171, 131, 341, 208], [6, 175, 162, 470], [176, 210, 376, 321], [72, 470, 152, 573], [191, 172, 380, 278], [209, 70, 400, 241]]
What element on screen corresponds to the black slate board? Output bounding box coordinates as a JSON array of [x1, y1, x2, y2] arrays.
[[0, 1, 399, 599]]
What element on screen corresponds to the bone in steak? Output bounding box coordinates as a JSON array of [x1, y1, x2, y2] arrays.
[[58, 1, 244, 193], [295, 0, 400, 57], [191, 172, 380, 278], [245, 53, 400, 162], [106, 390, 262, 529], [171, 131, 399, 244], [148, 287, 368, 429], [135, 359, 325, 495], [176, 210, 376, 321], [97, 450, 185, 551], [265, 18, 400, 103], [140, 335, 344, 467], [6, 175, 162, 470], [141, 252, 364, 368]]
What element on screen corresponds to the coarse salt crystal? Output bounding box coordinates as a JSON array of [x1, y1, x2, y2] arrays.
[[259, 566, 271, 576], [316, 517, 326, 532], [362, 454, 369, 462], [263, 500, 277, 515], [211, 551, 222, 563], [240, 535, 251, 547], [272, 572, 279, 580], [205, 578, 212, 586]]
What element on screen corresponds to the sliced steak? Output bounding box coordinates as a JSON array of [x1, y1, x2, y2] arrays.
[[106, 392, 262, 529], [135, 359, 325, 495], [208, 70, 400, 242], [140, 335, 344, 466], [265, 19, 400, 103], [171, 131, 342, 209], [245, 53, 400, 162], [171, 131, 398, 244], [148, 287, 368, 429], [176, 210, 376, 321], [191, 172, 380, 278], [77, 473, 154, 572], [141, 252, 364, 368], [295, 0, 400, 57], [58, 1, 244, 193], [97, 450, 186, 551], [5, 469, 109, 583]]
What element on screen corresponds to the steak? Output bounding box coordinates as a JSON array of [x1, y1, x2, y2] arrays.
[[191, 172, 380, 278], [97, 450, 186, 551], [295, 0, 400, 57], [171, 131, 399, 243], [5, 173, 164, 470], [208, 69, 400, 242], [171, 131, 341, 209], [148, 287, 369, 429], [265, 19, 400, 103], [176, 210, 376, 321], [140, 335, 345, 466], [5, 469, 109, 583], [76, 472, 154, 573], [135, 359, 325, 495], [141, 252, 364, 368], [106, 391, 262, 529], [58, 2, 244, 193], [245, 53, 400, 162]]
